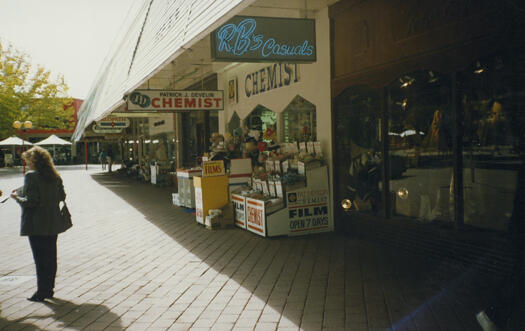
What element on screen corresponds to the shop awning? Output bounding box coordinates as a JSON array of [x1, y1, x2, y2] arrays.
[[72, 0, 254, 141]]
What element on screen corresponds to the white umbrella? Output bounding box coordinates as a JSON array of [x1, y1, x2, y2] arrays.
[[0, 136, 33, 167], [0, 136, 33, 146], [35, 134, 72, 162], [35, 134, 72, 146]]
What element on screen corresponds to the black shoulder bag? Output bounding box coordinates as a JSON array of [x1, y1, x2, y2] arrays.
[[60, 201, 73, 232]]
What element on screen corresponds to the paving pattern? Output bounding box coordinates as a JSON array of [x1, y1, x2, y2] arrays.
[[0, 166, 493, 330]]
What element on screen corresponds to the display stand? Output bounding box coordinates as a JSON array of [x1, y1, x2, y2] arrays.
[[238, 165, 332, 237], [176, 169, 201, 208], [194, 175, 229, 224]]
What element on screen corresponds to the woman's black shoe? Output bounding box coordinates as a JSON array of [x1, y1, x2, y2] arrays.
[[27, 292, 52, 302]]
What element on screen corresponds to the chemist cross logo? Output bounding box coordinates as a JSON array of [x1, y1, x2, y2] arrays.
[[129, 92, 151, 108]]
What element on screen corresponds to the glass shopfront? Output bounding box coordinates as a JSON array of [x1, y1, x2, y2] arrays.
[[388, 71, 453, 223], [334, 49, 525, 232], [334, 86, 382, 214], [458, 50, 525, 231]]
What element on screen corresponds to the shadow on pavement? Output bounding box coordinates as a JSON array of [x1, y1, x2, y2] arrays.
[[0, 307, 40, 331], [89, 172, 506, 330], [0, 299, 122, 330]]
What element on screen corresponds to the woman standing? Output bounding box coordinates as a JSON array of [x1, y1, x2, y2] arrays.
[[11, 146, 69, 302]]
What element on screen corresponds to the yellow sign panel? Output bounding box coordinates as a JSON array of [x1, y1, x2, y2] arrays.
[[202, 160, 225, 177]]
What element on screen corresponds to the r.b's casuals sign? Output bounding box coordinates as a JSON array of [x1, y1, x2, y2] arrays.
[[211, 16, 316, 63], [127, 90, 224, 112]]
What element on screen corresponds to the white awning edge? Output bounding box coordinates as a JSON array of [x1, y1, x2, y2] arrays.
[[73, 0, 256, 141]]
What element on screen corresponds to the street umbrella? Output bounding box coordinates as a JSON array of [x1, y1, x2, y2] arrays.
[[35, 134, 72, 161], [0, 136, 33, 167], [0, 136, 33, 146], [35, 134, 72, 146]]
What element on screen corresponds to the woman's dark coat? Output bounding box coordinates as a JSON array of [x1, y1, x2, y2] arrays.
[[15, 170, 67, 236]]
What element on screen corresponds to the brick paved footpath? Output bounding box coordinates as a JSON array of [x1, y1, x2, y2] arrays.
[[0, 166, 490, 330]]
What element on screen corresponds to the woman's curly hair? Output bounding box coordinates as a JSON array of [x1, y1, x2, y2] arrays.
[[22, 146, 60, 180]]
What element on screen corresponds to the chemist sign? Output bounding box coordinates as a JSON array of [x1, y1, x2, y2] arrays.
[[211, 16, 316, 63], [127, 90, 224, 112]]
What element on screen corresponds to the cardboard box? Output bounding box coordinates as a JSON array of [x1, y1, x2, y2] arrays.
[[177, 169, 202, 208], [228, 175, 251, 196], [230, 158, 252, 175], [193, 175, 229, 224], [221, 204, 235, 227], [172, 193, 183, 207], [204, 204, 234, 230]]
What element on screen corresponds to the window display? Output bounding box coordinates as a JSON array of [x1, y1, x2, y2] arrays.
[[227, 112, 241, 136], [282, 95, 317, 142], [388, 70, 453, 223], [244, 105, 276, 134], [243, 105, 277, 167]]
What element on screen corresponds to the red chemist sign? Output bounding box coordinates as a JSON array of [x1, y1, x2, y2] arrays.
[[127, 90, 224, 112]]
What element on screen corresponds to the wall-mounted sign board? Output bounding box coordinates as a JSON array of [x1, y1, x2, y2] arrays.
[[127, 90, 224, 112], [96, 117, 131, 128], [211, 16, 316, 63], [92, 124, 122, 134]]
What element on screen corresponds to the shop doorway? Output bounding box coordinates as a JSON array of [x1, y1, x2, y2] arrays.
[[333, 86, 383, 220]]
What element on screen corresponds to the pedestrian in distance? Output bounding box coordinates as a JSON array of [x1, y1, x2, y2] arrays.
[[10, 146, 70, 302], [106, 147, 113, 173], [99, 150, 107, 171]]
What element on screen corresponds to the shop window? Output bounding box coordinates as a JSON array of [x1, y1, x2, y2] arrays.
[[333, 85, 382, 214], [458, 51, 525, 231], [388, 71, 453, 223], [227, 112, 241, 136], [244, 105, 277, 141], [282, 95, 317, 142]]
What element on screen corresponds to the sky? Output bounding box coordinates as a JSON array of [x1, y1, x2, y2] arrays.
[[0, 0, 141, 100]]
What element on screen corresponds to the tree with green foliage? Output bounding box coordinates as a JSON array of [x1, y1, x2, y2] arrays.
[[0, 41, 74, 139]]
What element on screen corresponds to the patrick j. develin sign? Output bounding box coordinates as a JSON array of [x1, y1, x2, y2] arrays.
[[211, 16, 316, 62], [127, 90, 224, 112]]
